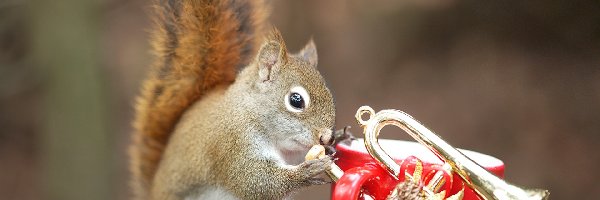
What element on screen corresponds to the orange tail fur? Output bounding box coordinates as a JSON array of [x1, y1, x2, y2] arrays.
[[130, 0, 269, 198]]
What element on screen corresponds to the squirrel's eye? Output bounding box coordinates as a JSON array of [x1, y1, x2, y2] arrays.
[[285, 86, 310, 113], [289, 93, 304, 109]]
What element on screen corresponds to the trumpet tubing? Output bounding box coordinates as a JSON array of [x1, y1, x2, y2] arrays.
[[355, 106, 549, 200]]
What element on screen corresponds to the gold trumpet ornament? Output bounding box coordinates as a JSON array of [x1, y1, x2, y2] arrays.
[[307, 106, 550, 200]]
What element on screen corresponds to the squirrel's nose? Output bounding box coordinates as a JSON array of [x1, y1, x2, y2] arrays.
[[317, 128, 333, 145]]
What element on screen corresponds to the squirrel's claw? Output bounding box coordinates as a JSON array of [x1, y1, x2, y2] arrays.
[[333, 126, 354, 145], [295, 155, 333, 186], [297, 156, 333, 186], [325, 126, 355, 155], [324, 146, 336, 156]]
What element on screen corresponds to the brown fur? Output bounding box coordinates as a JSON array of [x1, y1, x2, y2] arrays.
[[151, 29, 336, 199], [130, 0, 268, 198], [132, 0, 337, 199]]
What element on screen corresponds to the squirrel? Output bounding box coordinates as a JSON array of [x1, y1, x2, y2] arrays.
[[130, 0, 342, 199]]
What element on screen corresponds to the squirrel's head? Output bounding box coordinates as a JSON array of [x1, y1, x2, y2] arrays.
[[236, 29, 335, 164]]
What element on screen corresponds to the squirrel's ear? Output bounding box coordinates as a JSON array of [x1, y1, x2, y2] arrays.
[[257, 40, 286, 82], [298, 39, 318, 67]]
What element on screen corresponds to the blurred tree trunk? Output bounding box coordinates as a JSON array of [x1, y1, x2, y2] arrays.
[[29, 0, 113, 199]]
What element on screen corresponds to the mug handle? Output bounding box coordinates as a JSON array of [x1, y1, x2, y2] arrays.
[[332, 164, 386, 200], [332, 157, 456, 200]]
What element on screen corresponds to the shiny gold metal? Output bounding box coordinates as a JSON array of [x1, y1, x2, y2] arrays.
[[426, 170, 447, 193], [355, 106, 550, 200], [304, 145, 343, 181], [325, 161, 344, 182]]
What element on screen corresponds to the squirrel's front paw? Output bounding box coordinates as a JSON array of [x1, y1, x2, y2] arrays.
[[333, 126, 354, 145], [325, 126, 355, 155], [295, 156, 333, 185]]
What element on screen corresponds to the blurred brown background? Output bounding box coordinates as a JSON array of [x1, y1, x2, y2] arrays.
[[1, 0, 599, 199]]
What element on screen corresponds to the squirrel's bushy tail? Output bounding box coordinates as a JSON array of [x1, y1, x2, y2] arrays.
[[130, 0, 269, 198]]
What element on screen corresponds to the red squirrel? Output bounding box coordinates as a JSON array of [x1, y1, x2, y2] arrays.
[[130, 0, 339, 199]]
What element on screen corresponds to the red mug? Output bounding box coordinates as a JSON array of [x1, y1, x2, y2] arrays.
[[332, 139, 505, 200]]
